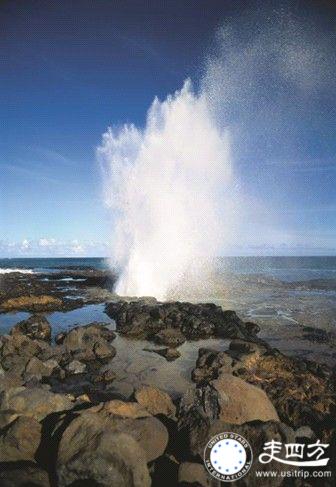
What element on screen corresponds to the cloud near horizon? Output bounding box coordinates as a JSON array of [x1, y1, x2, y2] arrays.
[[0, 239, 109, 258]]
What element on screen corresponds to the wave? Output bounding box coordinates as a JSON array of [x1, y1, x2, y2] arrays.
[[0, 268, 35, 274]]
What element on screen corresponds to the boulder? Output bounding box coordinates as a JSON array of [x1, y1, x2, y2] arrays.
[[0, 415, 41, 462], [57, 323, 116, 363], [57, 413, 151, 487], [0, 386, 74, 421], [211, 373, 279, 424], [135, 386, 176, 418], [10, 314, 51, 342], [82, 401, 169, 462]]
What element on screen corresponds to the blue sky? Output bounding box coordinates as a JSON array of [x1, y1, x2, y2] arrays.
[[1, 0, 335, 256]]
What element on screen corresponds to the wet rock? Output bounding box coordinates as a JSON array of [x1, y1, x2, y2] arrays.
[[0, 386, 74, 421], [192, 348, 234, 385], [0, 415, 41, 462], [10, 314, 52, 342], [106, 301, 256, 341], [154, 328, 186, 347], [0, 464, 50, 487], [245, 321, 261, 336], [135, 386, 176, 418], [178, 462, 210, 486], [154, 347, 181, 361]]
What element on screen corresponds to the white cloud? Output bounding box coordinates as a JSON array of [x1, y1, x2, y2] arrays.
[[0, 239, 109, 257]]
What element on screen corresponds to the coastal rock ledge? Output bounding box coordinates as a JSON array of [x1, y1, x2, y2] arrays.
[[106, 300, 260, 342]]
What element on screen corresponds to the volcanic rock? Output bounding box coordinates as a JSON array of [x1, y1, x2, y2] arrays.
[[10, 314, 52, 342], [153, 327, 186, 347], [106, 300, 258, 341]]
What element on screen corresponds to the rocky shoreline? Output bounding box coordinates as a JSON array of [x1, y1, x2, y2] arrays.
[[0, 295, 335, 486]]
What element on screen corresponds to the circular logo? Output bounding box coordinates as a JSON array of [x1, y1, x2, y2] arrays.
[[204, 432, 253, 482]]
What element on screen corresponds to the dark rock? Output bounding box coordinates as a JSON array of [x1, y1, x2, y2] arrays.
[[106, 300, 256, 342], [0, 463, 50, 487], [151, 347, 181, 361], [245, 321, 261, 336], [178, 462, 210, 486], [58, 323, 116, 363], [153, 328, 186, 347], [10, 314, 52, 342], [191, 348, 234, 385]]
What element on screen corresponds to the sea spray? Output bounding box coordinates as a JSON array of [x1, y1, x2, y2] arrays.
[[98, 80, 233, 299]]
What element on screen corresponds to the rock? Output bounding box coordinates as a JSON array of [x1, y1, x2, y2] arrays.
[[245, 321, 261, 335], [190, 342, 335, 432], [192, 348, 234, 384], [178, 374, 279, 441], [0, 386, 74, 421], [93, 339, 116, 360], [89, 399, 152, 418], [135, 386, 176, 418], [153, 347, 181, 361], [178, 462, 210, 486], [211, 373, 279, 424], [57, 413, 152, 486], [154, 328, 186, 347], [0, 410, 19, 429], [0, 415, 41, 462], [58, 323, 116, 363], [0, 465, 50, 487], [106, 301, 256, 341], [65, 360, 86, 375], [0, 294, 63, 312], [10, 314, 51, 342], [24, 356, 59, 380], [0, 334, 51, 375], [82, 401, 169, 462]]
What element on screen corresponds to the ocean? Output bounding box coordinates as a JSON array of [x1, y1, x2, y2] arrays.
[[1, 256, 336, 282]]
